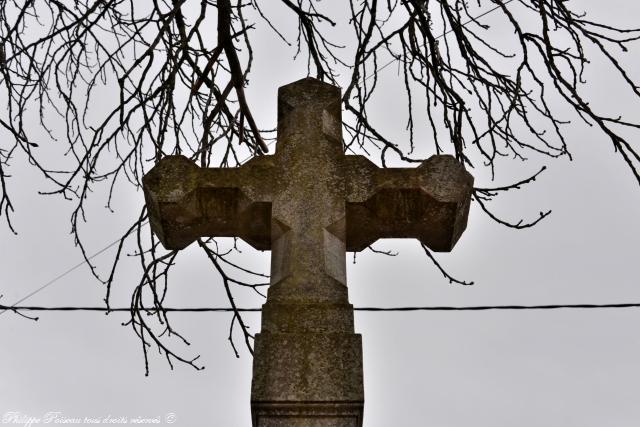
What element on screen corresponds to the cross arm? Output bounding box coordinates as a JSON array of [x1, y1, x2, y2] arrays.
[[344, 154, 473, 252], [142, 155, 277, 250]]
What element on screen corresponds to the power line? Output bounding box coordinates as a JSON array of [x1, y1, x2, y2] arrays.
[[2, 303, 639, 314]]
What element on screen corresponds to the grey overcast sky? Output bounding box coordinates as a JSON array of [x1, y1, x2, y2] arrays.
[[1, 1, 640, 426]]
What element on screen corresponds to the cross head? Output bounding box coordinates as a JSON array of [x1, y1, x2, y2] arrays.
[[143, 77, 473, 426]]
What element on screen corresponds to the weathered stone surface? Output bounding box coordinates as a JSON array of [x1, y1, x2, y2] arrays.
[[260, 302, 355, 333], [142, 155, 276, 250], [344, 154, 473, 251], [142, 77, 474, 427], [252, 403, 362, 427], [252, 332, 363, 401], [251, 332, 363, 427]]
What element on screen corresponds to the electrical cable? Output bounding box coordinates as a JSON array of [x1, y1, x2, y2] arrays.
[[2, 302, 639, 314]]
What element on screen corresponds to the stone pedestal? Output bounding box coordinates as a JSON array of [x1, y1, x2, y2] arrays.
[[251, 301, 364, 427]]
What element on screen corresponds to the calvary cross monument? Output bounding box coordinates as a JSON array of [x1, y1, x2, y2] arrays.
[[143, 77, 473, 426]]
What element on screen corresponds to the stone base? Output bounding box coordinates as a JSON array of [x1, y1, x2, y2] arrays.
[[251, 402, 363, 427], [251, 332, 364, 427]]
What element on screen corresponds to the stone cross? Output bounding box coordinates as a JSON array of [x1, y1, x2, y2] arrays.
[[143, 77, 473, 426]]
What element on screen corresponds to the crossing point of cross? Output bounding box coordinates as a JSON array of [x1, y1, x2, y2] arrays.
[[143, 77, 473, 426]]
